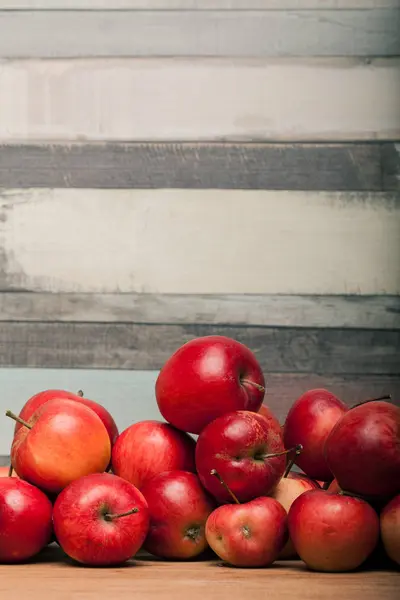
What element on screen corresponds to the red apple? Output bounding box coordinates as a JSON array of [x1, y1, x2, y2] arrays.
[[0, 477, 53, 562], [288, 489, 379, 572], [283, 389, 348, 481], [156, 336, 265, 434], [380, 494, 400, 566], [14, 388, 119, 447], [141, 470, 215, 559], [325, 401, 400, 498], [206, 496, 287, 567], [196, 411, 286, 504], [112, 420, 196, 490], [269, 473, 319, 558], [10, 398, 111, 494], [0, 466, 18, 478], [53, 473, 149, 566]]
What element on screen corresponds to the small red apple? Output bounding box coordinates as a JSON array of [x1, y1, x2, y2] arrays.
[[10, 398, 111, 494], [156, 336, 265, 434], [288, 489, 379, 572], [283, 389, 348, 481], [141, 470, 215, 559], [112, 420, 196, 490], [53, 473, 149, 566], [269, 472, 319, 558], [0, 477, 53, 562], [325, 401, 400, 498], [14, 388, 119, 447], [206, 496, 287, 567], [196, 411, 286, 504], [380, 494, 400, 566]]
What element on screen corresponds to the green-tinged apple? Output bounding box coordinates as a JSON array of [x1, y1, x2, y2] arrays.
[[112, 420, 196, 490], [8, 398, 111, 494], [380, 494, 400, 566], [53, 473, 149, 566]]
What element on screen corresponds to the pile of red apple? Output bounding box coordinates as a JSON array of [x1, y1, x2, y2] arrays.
[[1, 335, 399, 572]]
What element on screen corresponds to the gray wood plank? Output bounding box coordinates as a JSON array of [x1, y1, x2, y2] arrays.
[[0, 10, 399, 58], [1, 293, 399, 330], [0, 322, 398, 374], [0, 143, 396, 191]]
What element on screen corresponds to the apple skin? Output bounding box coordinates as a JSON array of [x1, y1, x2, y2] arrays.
[[11, 398, 111, 494], [112, 420, 196, 490], [325, 401, 400, 499], [288, 489, 379, 572], [0, 466, 18, 478], [53, 473, 149, 566], [327, 479, 341, 493], [0, 477, 53, 562], [380, 494, 400, 566], [205, 496, 287, 567], [269, 473, 319, 558], [156, 336, 265, 435], [141, 470, 215, 559], [196, 411, 286, 504], [14, 388, 119, 447], [283, 389, 348, 481]]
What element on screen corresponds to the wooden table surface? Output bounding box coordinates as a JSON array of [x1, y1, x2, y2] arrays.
[[0, 546, 398, 600]]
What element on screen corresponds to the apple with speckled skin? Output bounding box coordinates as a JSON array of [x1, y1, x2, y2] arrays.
[[156, 336, 265, 435], [0, 477, 52, 562], [206, 496, 287, 567], [196, 411, 286, 504], [380, 494, 400, 566], [141, 471, 215, 559], [112, 420, 196, 490], [53, 473, 149, 566], [288, 489, 379, 572]]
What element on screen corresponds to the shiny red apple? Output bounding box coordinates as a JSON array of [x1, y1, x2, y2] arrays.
[[10, 398, 111, 494], [196, 411, 286, 504], [206, 496, 287, 567], [283, 389, 348, 481], [112, 420, 196, 490], [53, 473, 149, 566], [288, 489, 379, 572], [156, 336, 265, 434], [380, 494, 400, 566], [14, 388, 119, 447], [0, 477, 53, 562], [141, 470, 215, 559], [325, 401, 400, 498]]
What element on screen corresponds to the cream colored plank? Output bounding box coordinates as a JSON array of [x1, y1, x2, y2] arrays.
[[0, 58, 399, 142], [1, 189, 399, 294]]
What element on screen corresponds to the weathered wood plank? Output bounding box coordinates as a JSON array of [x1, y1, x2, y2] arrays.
[[1, 293, 399, 330], [1, 59, 399, 143], [1, 10, 399, 58], [1, 142, 397, 191], [1, 189, 399, 295], [0, 322, 398, 373], [2, 2, 399, 10]]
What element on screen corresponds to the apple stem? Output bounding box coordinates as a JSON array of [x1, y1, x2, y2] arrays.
[[5, 410, 32, 430], [240, 379, 265, 393], [352, 394, 391, 409], [266, 444, 303, 461], [77, 390, 84, 397], [338, 490, 365, 500], [104, 508, 139, 521], [283, 445, 304, 478], [8, 464, 13, 477], [210, 469, 240, 504]]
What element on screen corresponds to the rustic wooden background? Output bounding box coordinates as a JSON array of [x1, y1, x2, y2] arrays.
[[0, 0, 399, 455]]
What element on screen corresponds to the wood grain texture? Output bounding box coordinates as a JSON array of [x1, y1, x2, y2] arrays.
[[0, 322, 398, 373], [1, 58, 399, 143], [1, 10, 399, 58], [1, 368, 399, 453], [0, 547, 397, 600], [1, 293, 399, 330], [1, 189, 399, 295], [1, 142, 398, 191]]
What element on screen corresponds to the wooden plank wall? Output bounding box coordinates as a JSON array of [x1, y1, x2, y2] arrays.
[[0, 0, 399, 456]]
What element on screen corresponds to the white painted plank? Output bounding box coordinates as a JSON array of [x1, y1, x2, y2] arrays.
[[0, 58, 399, 142], [2, 2, 399, 11], [1, 10, 399, 58], [1, 189, 399, 295]]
